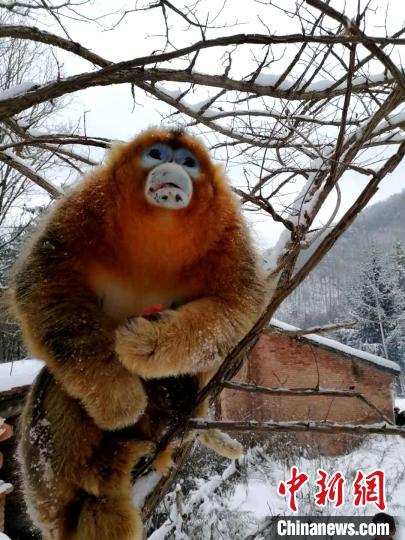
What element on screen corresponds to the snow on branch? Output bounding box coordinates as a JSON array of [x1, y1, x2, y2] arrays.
[[0, 150, 62, 198], [306, 0, 405, 96], [221, 381, 393, 425], [188, 419, 405, 437], [265, 321, 356, 336]]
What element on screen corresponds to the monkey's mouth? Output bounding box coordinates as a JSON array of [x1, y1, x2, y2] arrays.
[[149, 182, 181, 193], [145, 163, 193, 210]]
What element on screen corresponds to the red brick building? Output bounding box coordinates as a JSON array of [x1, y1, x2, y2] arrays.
[[220, 320, 401, 455]]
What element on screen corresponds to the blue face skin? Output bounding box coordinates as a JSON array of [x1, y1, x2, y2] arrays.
[[142, 143, 201, 178], [142, 143, 200, 210]]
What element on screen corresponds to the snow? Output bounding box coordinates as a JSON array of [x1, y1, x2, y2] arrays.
[[152, 86, 219, 116], [29, 417, 54, 486], [148, 521, 174, 540], [0, 81, 38, 101], [150, 437, 405, 539], [271, 319, 401, 373], [303, 79, 337, 92], [26, 127, 48, 137], [371, 133, 405, 145], [148, 460, 239, 539], [132, 471, 162, 508], [396, 397, 405, 410], [0, 150, 62, 196], [154, 83, 183, 100], [253, 72, 388, 93], [3, 149, 37, 170], [0, 418, 7, 437], [264, 228, 291, 271], [0, 358, 44, 392], [0, 480, 13, 495], [190, 460, 237, 507], [373, 109, 405, 133], [252, 72, 278, 86], [201, 108, 222, 118], [229, 480, 274, 517], [337, 72, 388, 90], [254, 73, 334, 91], [182, 96, 213, 113]]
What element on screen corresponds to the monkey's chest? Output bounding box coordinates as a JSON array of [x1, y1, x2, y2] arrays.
[[98, 283, 180, 324], [91, 272, 185, 324]]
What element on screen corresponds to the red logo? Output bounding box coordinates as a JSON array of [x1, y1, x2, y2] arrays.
[[353, 470, 386, 511], [278, 466, 309, 512], [277, 468, 386, 512], [314, 469, 345, 508]]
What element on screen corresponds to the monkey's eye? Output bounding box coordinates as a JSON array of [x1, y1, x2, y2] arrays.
[[142, 143, 173, 167], [174, 148, 201, 178]]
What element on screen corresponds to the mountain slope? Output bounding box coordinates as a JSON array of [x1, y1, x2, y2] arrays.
[[272, 190, 405, 327]]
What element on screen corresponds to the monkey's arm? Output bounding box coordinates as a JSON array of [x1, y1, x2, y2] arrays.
[[12, 237, 147, 431], [116, 245, 266, 379]]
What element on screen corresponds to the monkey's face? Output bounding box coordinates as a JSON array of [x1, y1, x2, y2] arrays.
[[109, 129, 228, 226], [141, 142, 201, 210]]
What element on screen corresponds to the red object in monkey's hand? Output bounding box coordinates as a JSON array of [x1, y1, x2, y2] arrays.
[[141, 304, 164, 318]]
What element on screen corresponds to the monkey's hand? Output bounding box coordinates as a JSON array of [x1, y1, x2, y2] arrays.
[[83, 372, 148, 431], [115, 300, 240, 379], [115, 315, 162, 377]]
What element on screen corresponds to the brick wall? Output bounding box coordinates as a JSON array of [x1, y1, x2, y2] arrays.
[[220, 333, 396, 455]]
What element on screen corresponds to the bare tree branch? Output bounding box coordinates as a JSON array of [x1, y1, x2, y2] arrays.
[[188, 419, 405, 437]]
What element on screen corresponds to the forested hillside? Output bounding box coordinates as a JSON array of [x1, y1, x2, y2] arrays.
[[274, 190, 405, 391], [274, 190, 405, 328]]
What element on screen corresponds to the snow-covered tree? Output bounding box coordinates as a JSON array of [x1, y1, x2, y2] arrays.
[[334, 241, 405, 393], [346, 247, 398, 359], [392, 242, 405, 292], [389, 242, 405, 391]]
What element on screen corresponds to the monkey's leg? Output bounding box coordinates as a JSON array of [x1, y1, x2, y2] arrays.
[[65, 439, 155, 540], [152, 444, 175, 472], [20, 370, 152, 540], [63, 493, 143, 540], [193, 373, 243, 460], [30, 440, 152, 540], [80, 437, 155, 498], [28, 487, 142, 540], [197, 429, 242, 459], [28, 439, 153, 540]]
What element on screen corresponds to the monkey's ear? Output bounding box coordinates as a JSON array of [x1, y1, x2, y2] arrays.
[[213, 163, 230, 185], [105, 142, 127, 165], [214, 163, 226, 175]]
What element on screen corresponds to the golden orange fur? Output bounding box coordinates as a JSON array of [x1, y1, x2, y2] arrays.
[[11, 127, 266, 539]]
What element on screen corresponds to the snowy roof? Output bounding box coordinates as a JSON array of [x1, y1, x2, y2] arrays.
[[270, 319, 401, 374], [0, 358, 44, 393]]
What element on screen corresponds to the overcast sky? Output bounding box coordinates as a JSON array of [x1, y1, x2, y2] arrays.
[[31, 0, 405, 250]]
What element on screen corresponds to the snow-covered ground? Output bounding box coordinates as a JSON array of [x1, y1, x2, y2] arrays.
[[0, 359, 43, 392], [396, 397, 405, 411], [148, 435, 405, 539]]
